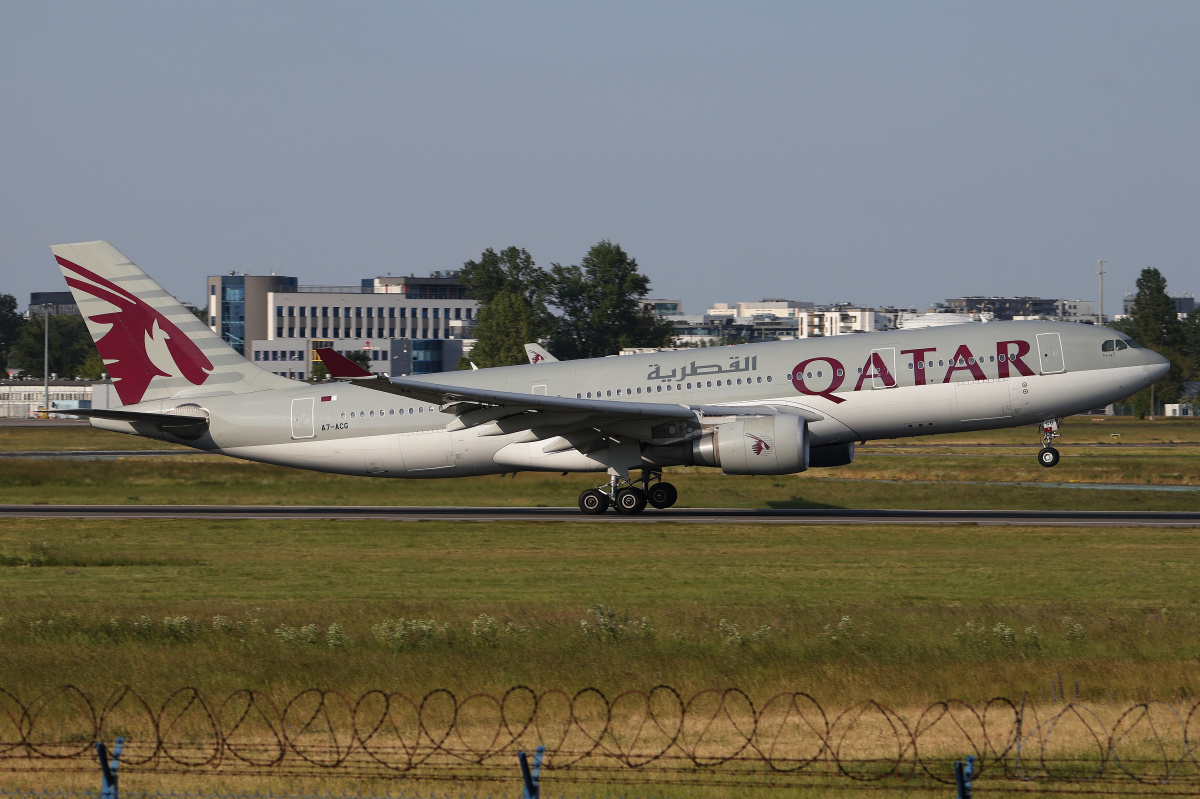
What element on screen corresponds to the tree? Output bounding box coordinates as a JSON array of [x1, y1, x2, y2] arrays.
[[0, 294, 23, 370], [9, 313, 96, 378], [310, 361, 329, 381], [1125, 268, 1188, 415], [345, 350, 372, 369], [1128, 268, 1183, 351], [470, 290, 545, 367], [459, 247, 552, 368], [546, 240, 674, 359], [1181, 308, 1200, 379]]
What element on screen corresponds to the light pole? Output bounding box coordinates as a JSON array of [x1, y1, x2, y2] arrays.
[[42, 304, 50, 418], [1097, 260, 1105, 326]]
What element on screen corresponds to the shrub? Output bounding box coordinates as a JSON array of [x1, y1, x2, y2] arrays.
[[372, 618, 451, 650], [580, 604, 655, 642], [1062, 617, 1088, 641], [326, 622, 350, 649], [162, 616, 201, 642], [471, 613, 499, 646], [274, 623, 321, 645]]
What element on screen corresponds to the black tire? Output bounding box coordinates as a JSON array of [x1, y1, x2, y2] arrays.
[[647, 482, 678, 509], [613, 487, 648, 515], [1038, 447, 1060, 468], [579, 489, 610, 514]]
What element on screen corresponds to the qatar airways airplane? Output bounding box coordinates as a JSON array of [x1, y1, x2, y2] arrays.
[[52, 241, 1168, 514]]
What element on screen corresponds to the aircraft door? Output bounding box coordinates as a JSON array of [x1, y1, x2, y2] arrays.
[[290, 397, 315, 439], [871, 348, 897, 389], [1036, 333, 1066, 374]]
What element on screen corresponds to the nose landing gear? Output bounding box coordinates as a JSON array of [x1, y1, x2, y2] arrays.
[[1038, 418, 1061, 467], [576, 471, 678, 514]]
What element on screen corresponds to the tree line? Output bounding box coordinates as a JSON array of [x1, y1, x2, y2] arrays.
[[0, 296, 104, 379], [1111, 267, 1200, 415], [2, 258, 1196, 415], [459, 240, 674, 367]]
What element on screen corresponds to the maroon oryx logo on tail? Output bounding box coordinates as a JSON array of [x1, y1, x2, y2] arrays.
[[58, 256, 213, 405], [531, 353, 545, 364], [748, 434, 771, 455]]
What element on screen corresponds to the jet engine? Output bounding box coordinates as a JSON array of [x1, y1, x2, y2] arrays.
[[687, 414, 809, 475]]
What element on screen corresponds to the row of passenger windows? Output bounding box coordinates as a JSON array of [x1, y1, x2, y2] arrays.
[[578, 375, 774, 398], [340, 407, 437, 420]]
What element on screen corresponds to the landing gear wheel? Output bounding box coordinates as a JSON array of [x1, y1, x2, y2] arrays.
[[579, 489, 610, 514], [613, 487, 648, 515], [647, 482, 678, 509], [1038, 447, 1060, 468]]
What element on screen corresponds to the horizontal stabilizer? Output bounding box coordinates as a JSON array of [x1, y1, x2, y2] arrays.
[[63, 407, 210, 439], [315, 348, 374, 378]]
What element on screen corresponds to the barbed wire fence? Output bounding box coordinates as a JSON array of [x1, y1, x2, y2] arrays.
[[3, 685, 1200, 795]]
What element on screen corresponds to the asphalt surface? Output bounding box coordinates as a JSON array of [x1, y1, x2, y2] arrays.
[[2, 505, 1199, 525]]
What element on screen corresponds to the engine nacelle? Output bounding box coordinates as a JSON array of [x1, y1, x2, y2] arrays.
[[689, 415, 809, 475]]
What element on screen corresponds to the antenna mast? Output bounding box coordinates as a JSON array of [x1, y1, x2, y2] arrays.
[[1097, 259, 1106, 326]]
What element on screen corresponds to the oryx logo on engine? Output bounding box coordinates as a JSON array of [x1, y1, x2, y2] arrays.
[[747, 434, 772, 456]]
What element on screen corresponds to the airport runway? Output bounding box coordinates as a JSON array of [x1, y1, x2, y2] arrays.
[[2, 504, 1199, 525]]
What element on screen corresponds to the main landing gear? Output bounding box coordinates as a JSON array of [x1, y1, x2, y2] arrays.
[[1038, 418, 1061, 468], [577, 472, 678, 515]]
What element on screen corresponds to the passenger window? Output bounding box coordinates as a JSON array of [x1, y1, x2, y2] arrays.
[[998, 355, 1005, 362], [1115, 340, 1128, 351], [766, 375, 772, 382], [657, 385, 662, 392], [707, 381, 712, 387], [1102, 340, 1115, 352], [666, 384, 672, 391], [686, 383, 692, 389], [350, 412, 356, 419], [836, 369, 844, 377]]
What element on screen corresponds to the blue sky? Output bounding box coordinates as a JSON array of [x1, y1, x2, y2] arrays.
[[2, 2, 1197, 317]]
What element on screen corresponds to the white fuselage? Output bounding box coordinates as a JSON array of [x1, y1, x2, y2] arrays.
[[92, 320, 1167, 479]]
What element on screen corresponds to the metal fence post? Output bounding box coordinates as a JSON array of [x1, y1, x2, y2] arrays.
[[96, 736, 124, 799], [954, 754, 973, 799], [518, 745, 545, 799]]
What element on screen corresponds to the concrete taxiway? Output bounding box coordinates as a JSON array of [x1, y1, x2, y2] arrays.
[[1, 505, 1198, 526]]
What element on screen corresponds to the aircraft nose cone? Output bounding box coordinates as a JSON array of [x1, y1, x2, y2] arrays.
[[1148, 350, 1170, 381]]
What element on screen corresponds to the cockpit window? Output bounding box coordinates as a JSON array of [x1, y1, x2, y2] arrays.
[[1102, 340, 1115, 352], [1115, 339, 1128, 351], [1123, 337, 1143, 349]]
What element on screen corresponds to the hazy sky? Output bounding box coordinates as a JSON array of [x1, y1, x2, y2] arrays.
[[2, 2, 1197, 318]]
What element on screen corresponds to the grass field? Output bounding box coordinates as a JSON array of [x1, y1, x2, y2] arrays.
[[1, 418, 1198, 795]]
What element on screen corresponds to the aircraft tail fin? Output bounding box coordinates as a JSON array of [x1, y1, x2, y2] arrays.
[[51, 241, 298, 406], [524, 343, 558, 364]]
